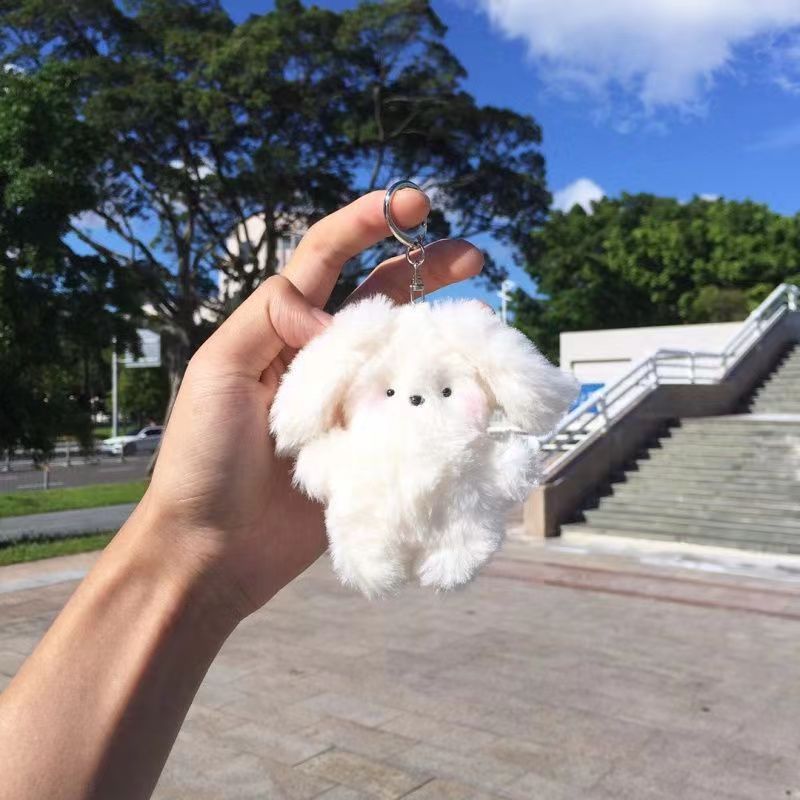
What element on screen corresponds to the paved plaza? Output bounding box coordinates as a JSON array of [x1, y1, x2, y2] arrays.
[[1, 534, 800, 799]]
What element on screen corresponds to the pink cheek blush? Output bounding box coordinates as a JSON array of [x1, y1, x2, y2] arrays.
[[457, 386, 489, 425], [352, 387, 391, 417]]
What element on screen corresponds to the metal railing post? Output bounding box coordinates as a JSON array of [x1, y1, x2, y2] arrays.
[[598, 397, 608, 431], [689, 353, 696, 384], [65, 441, 72, 467]]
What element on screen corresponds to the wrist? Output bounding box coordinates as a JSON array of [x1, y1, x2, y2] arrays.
[[109, 491, 242, 641]]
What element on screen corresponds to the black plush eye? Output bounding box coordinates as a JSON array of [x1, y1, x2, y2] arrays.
[[442, 387, 452, 397], [386, 388, 395, 397]]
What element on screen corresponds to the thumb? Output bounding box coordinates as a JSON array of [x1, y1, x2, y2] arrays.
[[201, 275, 333, 376], [267, 276, 333, 351]]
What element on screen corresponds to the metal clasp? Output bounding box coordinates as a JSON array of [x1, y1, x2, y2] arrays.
[[384, 179, 428, 304]]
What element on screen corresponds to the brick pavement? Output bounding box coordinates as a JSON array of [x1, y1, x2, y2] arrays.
[[1, 538, 799, 799]]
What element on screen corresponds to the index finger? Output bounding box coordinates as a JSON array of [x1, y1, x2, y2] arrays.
[[282, 188, 430, 308]]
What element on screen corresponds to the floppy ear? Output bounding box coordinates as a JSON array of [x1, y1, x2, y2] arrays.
[[433, 301, 578, 435], [270, 294, 397, 455]]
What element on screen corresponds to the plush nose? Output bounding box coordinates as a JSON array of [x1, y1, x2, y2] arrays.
[[409, 394, 425, 406]]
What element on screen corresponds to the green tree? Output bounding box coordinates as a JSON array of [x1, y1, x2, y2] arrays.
[[2, 0, 548, 414], [119, 365, 169, 427], [515, 194, 800, 361], [0, 64, 141, 458]]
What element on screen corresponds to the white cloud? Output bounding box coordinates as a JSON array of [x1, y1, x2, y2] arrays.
[[473, 0, 800, 114], [552, 178, 604, 213], [699, 193, 720, 202], [767, 29, 800, 93]]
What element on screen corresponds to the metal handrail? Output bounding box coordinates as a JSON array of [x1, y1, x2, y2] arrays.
[[538, 282, 800, 475]]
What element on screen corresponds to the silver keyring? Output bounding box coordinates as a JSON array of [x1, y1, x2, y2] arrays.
[[383, 179, 428, 247]]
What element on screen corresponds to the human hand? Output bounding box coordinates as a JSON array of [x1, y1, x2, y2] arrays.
[[139, 189, 484, 621]]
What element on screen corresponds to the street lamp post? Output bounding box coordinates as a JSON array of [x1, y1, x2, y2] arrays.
[[111, 337, 118, 438], [497, 279, 515, 324]]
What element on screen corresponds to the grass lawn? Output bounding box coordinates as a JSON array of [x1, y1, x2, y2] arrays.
[[0, 533, 113, 567], [0, 480, 147, 518]]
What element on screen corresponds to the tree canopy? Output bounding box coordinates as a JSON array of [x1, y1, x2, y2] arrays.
[[0, 64, 142, 457], [119, 365, 169, 428], [515, 194, 800, 360], [2, 0, 549, 415]]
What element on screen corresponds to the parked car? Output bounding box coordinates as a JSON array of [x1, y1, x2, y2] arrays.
[[101, 426, 163, 456]]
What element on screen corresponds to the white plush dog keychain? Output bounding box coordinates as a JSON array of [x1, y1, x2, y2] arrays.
[[271, 181, 577, 597]]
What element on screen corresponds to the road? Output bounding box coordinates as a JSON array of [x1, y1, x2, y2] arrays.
[[0, 455, 150, 493], [0, 503, 135, 543]]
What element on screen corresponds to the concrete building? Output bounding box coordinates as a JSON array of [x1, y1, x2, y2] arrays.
[[218, 215, 306, 302]]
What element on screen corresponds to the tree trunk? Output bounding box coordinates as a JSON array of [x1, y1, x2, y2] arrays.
[[147, 324, 191, 476]]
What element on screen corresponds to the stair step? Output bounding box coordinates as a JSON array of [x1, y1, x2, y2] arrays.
[[754, 383, 800, 390], [582, 510, 800, 544], [755, 374, 800, 383], [767, 363, 800, 372], [629, 460, 799, 477], [752, 388, 800, 400], [596, 497, 800, 525], [646, 437, 800, 459], [752, 388, 800, 397], [632, 448, 799, 464], [671, 419, 800, 427], [675, 425, 800, 436], [561, 523, 800, 554], [622, 472, 800, 492], [618, 484, 800, 505], [605, 484, 800, 507], [658, 433, 800, 450], [645, 445, 800, 460], [636, 454, 800, 471], [677, 418, 800, 429]]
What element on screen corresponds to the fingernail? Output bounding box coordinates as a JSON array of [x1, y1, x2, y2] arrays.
[[311, 307, 333, 329]]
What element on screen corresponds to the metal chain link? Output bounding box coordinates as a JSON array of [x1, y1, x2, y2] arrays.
[[406, 238, 426, 303]]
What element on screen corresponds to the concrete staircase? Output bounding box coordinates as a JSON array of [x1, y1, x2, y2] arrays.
[[561, 345, 800, 554], [748, 344, 800, 414]]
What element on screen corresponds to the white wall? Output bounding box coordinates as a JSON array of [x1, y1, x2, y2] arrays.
[[560, 321, 743, 384], [218, 215, 305, 302]]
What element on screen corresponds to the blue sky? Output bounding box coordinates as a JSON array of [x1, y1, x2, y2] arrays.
[[221, 0, 800, 306], [71, 1, 800, 307]]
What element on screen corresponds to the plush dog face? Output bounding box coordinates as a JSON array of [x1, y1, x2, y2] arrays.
[[344, 322, 491, 440], [270, 295, 578, 456]]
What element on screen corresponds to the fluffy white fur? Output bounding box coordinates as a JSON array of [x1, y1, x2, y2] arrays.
[[270, 295, 578, 597]]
